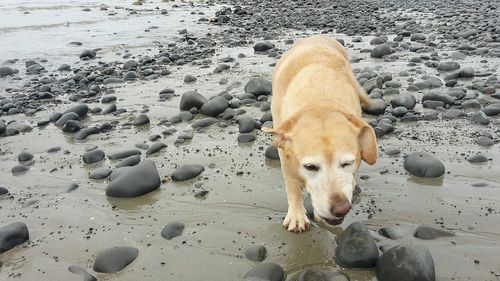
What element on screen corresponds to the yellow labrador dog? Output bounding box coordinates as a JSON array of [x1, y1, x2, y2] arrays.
[[263, 35, 377, 232]]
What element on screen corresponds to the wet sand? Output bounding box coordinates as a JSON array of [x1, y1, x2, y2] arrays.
[[1, 1, 500, 281]]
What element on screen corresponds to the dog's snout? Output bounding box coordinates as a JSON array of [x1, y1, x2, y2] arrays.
[[331, 201, 352, 217]]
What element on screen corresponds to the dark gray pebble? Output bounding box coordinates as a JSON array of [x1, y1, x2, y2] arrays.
[[244, 263, 284, 281], [336, 221, 378, 268], [82, 149, 105, 164], [245, 245, 267, 262], [0, 222, 29, 253], [18, 151, 33, 162], [89, 168, 112, 180], [146, 142, 167, 155], [108, 149, 141, 160], [161, 222, 185, 240], [93, 246, 138, 273], [106, 160, 160, 198], [403, 152, 445, 178], [376, 242, 435, 281], [171, 164, 204, 181], [414, 225, 455, 240]]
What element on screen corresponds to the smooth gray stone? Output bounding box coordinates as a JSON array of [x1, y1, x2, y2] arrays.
[[336, 222, 379, 268], [108, 149, 141, 160], [106, 160, 160, 198], [89, 168, 112, 179], [116, 155, 141, 167], [414, 225, 455, 240], [161, 222, 185, 240], [93, 247, 138, 273], [171, 164, 204, 181], [403, 152, 445, 178], [82, 149, 105, 164], [244, 263, 284, 281], [146, 142, 167, 155], [376, 242, 436, 281], [0, 222, 29, 253]]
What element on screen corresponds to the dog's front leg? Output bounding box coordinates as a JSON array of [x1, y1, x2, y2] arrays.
[[281, 161, 310, 232]]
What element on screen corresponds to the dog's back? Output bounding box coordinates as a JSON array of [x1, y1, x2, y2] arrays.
[[271, 35, 368, 125]]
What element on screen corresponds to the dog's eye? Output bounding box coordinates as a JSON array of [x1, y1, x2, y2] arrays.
[[341, 161, 354, 168], [303, 163, 320, 172]]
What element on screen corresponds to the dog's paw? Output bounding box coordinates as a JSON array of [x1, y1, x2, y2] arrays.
[[283, 211, 310, 233]]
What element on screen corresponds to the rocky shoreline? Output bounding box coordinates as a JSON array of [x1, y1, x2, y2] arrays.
[[1, 0, 500, 280]]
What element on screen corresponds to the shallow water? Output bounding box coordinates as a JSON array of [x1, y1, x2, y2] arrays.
[[1, 2, 500, 281]]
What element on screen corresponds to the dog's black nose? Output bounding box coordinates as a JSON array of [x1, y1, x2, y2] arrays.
[[331, 202, 352, 217]]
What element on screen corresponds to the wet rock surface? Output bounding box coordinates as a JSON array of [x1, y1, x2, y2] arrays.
[[336, 222, 379, 268], [93, 246, 139, 273], [106, 160, 160, 198], [0, 222, 29, 253]]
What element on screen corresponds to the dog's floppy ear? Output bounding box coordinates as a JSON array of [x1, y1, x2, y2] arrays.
[[345, 114, 377, 165], [261, 117, 297, 148]]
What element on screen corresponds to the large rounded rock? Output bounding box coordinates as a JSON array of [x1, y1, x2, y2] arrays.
[[161, 222, 185, 240], [82, 149, 105, 164], [336, 221, 379, 268], [105, 160, 160, 198], [245, 78, 272, 97], [0, 222, 29, 253], [180, 91, 207, 110], [376, 242, 436, 281], [200, 96, 229, 117], [171, 164, 204, 181], [244, 263, 284, 281], [93, 246, 138, 273], [403, 152, 445, 178]]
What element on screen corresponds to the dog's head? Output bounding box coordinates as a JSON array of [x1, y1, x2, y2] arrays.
[[263, 111, 377, 225]]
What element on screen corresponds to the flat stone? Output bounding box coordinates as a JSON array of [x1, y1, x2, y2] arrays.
[[18, 151, 33, 162], [93, 246, 138, 273], [108, 149, 141, 160], [467, 153, 488, 163], [116, 155, 141, 168], [146, 142, 167, 155], [68, 265, 97, 281], [89, 168, 112, 179], [245, 78, 272, 97], [414, 225, 455, 240], [171, 164, 204, 181], [404, 152, 445, 178], [161, 222, 185, 240], [191, 117, 218, 128]]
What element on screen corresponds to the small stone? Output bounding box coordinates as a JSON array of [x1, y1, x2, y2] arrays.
[[0, 222, 29, 253], [108, 149, 141, 160], [476, 136, 494, 147], [179, 91, 207, 110], [253, 41, 275, 52], [18, 151, 33, 162], [200, 96, 229, 117], [171, 164, 204, 181], [89, 168, 112, 180], [11, 165, 29, 174], [68, 265, 97, 281], [390, 94, 416, 110], [414, 225, 455, 240], [467, 153, 488, 163], [245, 78, 272, 97], [133, 114, 150, 126], [237, 134, 256, 143], [116, 155, 141, 168], [403, 152, 445, 178], [471, 111, 489, 125], [336, 222, 379, 268], [363, 99, 386, 115], [245, 245, 267, 262], [371, 44, 392, 58], [82, 149, 105, 164], [378, 227, 404, 240], [93, 247, 138, 273], [244, 263, 284, 281], [146, 142, 167, 155], [161, 222, 185, 240], [437, 61, 460, 71], [184, 74, 197, 83], [191, 117, 218, 128], [238, 116, 259, 133], [265, 145, 280, 160]]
